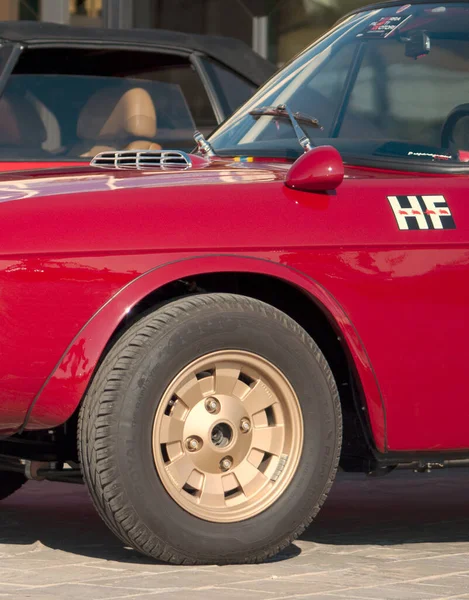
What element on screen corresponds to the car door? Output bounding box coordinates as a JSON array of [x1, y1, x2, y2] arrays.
[[327, 33, 469, 452], [328, 170, 469, 453]]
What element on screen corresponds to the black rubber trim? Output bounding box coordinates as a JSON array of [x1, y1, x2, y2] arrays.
[[343, 154, 469, 175], [0, 43, 22, 98], [24, 39, 193, 56], [374, 449, 469, 464]]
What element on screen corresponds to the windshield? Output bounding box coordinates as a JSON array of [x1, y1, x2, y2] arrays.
[[210, 3, 469, 170]]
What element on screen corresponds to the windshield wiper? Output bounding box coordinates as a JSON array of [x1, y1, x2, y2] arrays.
[[249, 104, 323, 153]]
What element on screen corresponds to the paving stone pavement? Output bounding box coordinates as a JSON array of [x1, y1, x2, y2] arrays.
[[1, 468, 469, 599]]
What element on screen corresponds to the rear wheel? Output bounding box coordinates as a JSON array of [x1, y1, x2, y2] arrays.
[[0, 471, 27, 501], [79, 294, 342, 564]]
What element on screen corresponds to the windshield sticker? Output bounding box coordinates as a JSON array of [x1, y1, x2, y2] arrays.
[[388, 195, 456, 230], [357, 15, 412, 39], [407, 151, 451, 160]]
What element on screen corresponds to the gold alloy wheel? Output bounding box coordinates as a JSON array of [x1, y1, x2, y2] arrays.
[[152, 350, 304, 523]]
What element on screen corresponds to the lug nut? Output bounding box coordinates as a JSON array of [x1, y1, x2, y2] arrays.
[[205, 397, 220, 414], [219, 456, 233, 472], [186, 437, 201, 452], [240, 418, 251, 433]]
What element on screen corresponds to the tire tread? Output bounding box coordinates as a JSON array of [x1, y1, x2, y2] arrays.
[[78, 293, 342, 564]]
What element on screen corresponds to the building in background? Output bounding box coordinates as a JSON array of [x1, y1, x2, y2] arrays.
[[4, 0, 378, 64]]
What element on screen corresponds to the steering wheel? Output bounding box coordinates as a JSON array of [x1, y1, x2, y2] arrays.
[[441, 103, 469, 149]]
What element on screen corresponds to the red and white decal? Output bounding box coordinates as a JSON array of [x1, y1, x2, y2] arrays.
[[396, 4, 412, 14], [358, 14, 412, 39], [388, 195, 456, 230]]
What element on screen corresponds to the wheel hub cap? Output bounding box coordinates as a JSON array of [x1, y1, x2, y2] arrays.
[[152, 350, 304, 522]]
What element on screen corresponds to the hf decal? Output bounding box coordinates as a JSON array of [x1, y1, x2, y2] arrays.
[[388, 195, 456, 230]]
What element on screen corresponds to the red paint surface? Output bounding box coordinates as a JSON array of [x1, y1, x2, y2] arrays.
[[0, 161, 84, 172], [0, 158, 468, 454], [285, 145, 344, 192]]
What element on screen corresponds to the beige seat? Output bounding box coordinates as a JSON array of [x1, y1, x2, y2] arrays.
[[0, 92, 47, 153], [74, 87, 162, 157]]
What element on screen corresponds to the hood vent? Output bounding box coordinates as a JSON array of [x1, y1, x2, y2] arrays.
[[90, 150, 192, 170]]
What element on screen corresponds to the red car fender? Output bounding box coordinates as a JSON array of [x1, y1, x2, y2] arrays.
[[24, 254, 386, 451]]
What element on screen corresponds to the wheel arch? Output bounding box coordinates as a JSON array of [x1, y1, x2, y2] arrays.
[[23, 254, 386, 455]]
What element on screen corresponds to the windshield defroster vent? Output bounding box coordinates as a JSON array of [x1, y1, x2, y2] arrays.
[[90, 150, 192, 170]]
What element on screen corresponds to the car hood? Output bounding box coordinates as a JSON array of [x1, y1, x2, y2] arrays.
[[0, 154, 403, 257], [0, 158, 288, 205]]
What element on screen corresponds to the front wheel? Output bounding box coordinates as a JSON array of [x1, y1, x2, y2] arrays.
[[79, 294, 342, 564]]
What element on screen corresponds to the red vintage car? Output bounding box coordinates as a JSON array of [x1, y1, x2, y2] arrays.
[[1, 0, 468, 564]]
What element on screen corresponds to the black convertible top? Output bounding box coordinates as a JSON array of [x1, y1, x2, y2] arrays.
[[0, 21, 276, 86]]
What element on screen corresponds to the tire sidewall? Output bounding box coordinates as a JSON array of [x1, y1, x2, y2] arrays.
[[110, 301, 340, 561]]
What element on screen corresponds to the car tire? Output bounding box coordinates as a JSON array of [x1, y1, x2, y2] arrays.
[[78, 293, 342, 564], [0, 471, 27, 501]]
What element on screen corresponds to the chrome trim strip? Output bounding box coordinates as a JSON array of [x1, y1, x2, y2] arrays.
[[90, 149, 193, 170]]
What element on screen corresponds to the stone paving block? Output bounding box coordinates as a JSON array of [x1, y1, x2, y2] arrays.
[[324, 585, 460, 599], [0, 565, 134, 587], [9, 584, 162, 600], [210, 560, 351, 581], [74, 568, 244, 590], [214, 577, 347, 596], [2, 469, 469, 599], [13, 585, 270, 600]]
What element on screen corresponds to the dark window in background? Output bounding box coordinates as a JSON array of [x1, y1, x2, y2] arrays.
[[133, 0, 252, 47], [70, 0, 103, 27], [134, 0, 384, 65], [19, 0, 39, 20], [75, 0, 88, 15], [132, 0, 242, 36]]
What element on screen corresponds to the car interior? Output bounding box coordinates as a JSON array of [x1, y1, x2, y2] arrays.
[[0, 47, 220, 159]]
